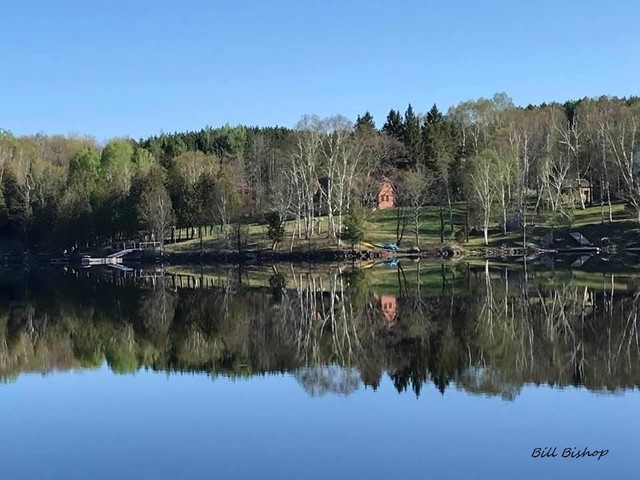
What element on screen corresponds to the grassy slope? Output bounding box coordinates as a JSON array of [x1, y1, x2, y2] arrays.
[[470, 203, 637, 247], [165, 203, 640, 255], [166, 206, 466, 254]]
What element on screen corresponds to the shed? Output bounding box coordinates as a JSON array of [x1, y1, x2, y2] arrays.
[[377, 181, 395, 209]]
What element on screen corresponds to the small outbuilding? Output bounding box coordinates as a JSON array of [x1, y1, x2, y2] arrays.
[[578, 180, 592, 206], [377, 181, 395, 209]]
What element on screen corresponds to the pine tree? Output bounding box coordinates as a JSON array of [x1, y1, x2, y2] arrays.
[[425, 103, 443, 125], [266, 211, 286, 250], [422, 105, 440, 169], [403, 104, 422, 167], [355, 111, 376, 135], [382, 109, 405, 140], [422, 104, 458, 169], [343, 201, 367, 249]]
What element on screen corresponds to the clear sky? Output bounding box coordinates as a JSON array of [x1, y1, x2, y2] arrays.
[[1, 0, 639, 141]]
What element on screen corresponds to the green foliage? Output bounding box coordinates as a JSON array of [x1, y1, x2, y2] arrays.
[[196, 173, 218, 226], [341, 268, 371, 311], [136, 165, 174, 247], [343, 201, 367, 247], [268, 272, 287, 290], [69, 147, 100, 182], [382, 109, 405, 140], [171, 175, 200, 230], [426, 104, 443, 124], [218, 124, 247, 157], [266, 211, 285, 249], [1, 92, 640, 251], [73, 330, 106, 369], [403, 104, 422, 167], [132, 147, 155, 174], [196, 170, 242, 229], [232, 222, 249, 252], [5, 265, 640, 396], [355, 111, 376, 135], [106, 341, 140, 374], [1, 171, 31, 240], [101, 140, 133, 169], [100, 140, 134, 194], [268, 273, 287, 302], [421, 104, 458, 171]]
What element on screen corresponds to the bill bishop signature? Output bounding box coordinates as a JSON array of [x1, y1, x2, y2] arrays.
[[532, 447, 609, 460]]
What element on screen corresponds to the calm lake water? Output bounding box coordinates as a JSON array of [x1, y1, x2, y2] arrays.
[[1, 262, 638, 479]]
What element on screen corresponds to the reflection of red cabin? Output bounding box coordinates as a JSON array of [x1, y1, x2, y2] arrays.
[[377, 181, 395, 209], [380, 294, 397, 325]]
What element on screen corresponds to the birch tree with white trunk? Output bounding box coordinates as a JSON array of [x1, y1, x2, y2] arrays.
[[469, 149, 499, 244], [602, 103, 640, 222]]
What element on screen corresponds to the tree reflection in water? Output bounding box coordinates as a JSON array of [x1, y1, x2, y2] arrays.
[[0, 263, 639, 399]]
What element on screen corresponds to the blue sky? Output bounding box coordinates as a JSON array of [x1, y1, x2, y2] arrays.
[[1, 0, 639, 141]]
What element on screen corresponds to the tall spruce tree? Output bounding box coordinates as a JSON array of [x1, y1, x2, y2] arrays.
[[355, 111, 376, 135], [425, 104, 443, 124], [403, 104, 422, 168], [422, 104, 442, 169], [421, 104, 459, 168], [382, 109, 405, 140]]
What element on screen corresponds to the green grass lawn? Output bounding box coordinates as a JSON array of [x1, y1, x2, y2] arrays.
[[166, 206, 466, 254], [165, 202, 640, 255], [166, 219, 340, 254], [463, 203, 640, 248], [359, 205, 467, 245]]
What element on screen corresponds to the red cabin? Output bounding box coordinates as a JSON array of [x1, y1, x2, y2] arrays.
[[377, 181, 395, 209]]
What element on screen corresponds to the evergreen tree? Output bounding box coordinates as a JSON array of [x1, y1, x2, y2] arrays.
[[266, 211, 286, 250], [563, 99, 580, 126], [343, 201, 367, 249], [421, 104, 458, 170], [403, 104, 422, 167], [422, 106, 440, 169], [382, 109, 405, 140], [355, 111, 376, 135], [425, 104, 443, 125]]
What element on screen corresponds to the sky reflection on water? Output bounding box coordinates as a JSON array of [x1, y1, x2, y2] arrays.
[[1, 365, 637, 480]]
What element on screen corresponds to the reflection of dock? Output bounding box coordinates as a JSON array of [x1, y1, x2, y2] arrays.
[[81, 255, 123, 266], [83, 268, 224, 291], [106, 264, 135, 272]]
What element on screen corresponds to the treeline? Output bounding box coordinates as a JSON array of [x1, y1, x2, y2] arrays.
[[1, 93, 639, 250]]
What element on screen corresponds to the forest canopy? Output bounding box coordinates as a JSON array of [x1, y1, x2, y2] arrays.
[[1, 93, 639, 250]]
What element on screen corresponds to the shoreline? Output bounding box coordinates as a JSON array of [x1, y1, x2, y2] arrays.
[[0, 245, 464, 267]]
